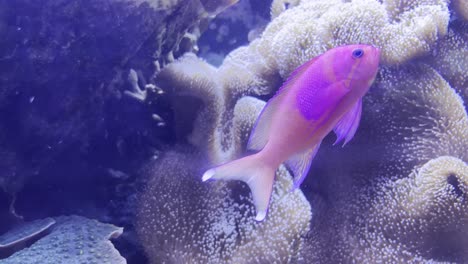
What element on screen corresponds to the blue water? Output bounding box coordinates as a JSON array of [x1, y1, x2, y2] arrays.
[[0, 0, 467, 263]]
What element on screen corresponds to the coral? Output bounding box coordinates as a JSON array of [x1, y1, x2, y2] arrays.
[[136, 145, 311, 264], [0, 218, 55, 251], [156, 52, 279, 164], [360, 156, 468, 262], [155, 53, 223, 157], [130, 0, 239, 16], [201, 0, 275, 66], [0, 218, 55, 259], [299, 63, 468, 262], [124, 69, 167, 127], [0, 0, 218, 222], [130, 0, 181, 10], [452, 0, 468, 21], [302, 155, 468, 263], [426, 21, 468, 100], [142, 50, 312, 262], [1, 216, 125, 263], [199, 0, 240, 16], [198, 0, 271, 65], [371, 64, 467, 165], [143, 0, 465, 260], [270, 0, 301, 19], [138, 52, 311, 263], [258, 0, 450, 77], [215, 0, 264, 28], [172, 0, 462, 139]]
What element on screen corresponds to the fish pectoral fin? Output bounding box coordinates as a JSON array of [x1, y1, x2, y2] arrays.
[[286, 142, 322, 190], [299, 80, 352, 121], [333, 98, 362, 147], [202, 154, 275, 221]]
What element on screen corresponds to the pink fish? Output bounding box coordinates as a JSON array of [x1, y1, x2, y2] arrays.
[[203, 44, 381, 221]]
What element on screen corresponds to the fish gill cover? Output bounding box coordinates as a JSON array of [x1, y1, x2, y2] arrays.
[[0, 0, 467, 263]]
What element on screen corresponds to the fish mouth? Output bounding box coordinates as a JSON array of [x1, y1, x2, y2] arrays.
[[368, 71, 378, 86], [372, 45, 381, 59], [367, 45, 381, 66]]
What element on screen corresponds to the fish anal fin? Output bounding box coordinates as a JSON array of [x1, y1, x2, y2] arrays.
[[333, 98, 363, 146], [286, 142, 322, 190]]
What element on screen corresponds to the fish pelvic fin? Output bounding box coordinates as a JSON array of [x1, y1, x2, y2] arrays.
[[333, 98, 363, 147], [286, 141, 322, 191], [202, 154, 275, 221]]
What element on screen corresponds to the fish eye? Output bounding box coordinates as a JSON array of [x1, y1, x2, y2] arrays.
[[352, 49, 364, 59]]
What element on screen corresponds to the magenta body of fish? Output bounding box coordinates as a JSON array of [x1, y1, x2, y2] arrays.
[[203, 44, 381, 221]]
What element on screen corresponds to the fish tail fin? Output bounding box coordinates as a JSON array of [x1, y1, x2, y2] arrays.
[[202, 154, 275, 221]]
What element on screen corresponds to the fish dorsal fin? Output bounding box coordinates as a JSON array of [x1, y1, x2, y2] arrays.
[[333, 98, 363, 146], [247, 56, 321, 151], [280, 56, 321, 92], [285, 142, 322, 190], [246, 90, 285, 151]]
